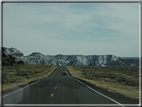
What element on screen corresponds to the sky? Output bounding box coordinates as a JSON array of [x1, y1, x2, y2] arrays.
[[2, 1, 140, 57]]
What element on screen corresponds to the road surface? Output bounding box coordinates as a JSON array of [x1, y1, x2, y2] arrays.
[[2, 66, 139, 106]]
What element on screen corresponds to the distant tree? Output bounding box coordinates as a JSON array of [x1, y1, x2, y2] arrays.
[[2, 52, 6, 57], [17, 60, 24, 65], [2, 48, 24, 66]]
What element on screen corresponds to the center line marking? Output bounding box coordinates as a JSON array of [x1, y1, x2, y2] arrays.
[[50, 93, 54, 97], [55, 87, 57, 89]]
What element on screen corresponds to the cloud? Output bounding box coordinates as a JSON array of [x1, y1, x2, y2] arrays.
[[3, 3, 139, 57]]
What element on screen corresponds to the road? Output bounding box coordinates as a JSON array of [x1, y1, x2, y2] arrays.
[[2, 66, 139, 106]]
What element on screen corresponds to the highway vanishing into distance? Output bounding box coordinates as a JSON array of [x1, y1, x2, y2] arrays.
[[2, 66, 139, 106]]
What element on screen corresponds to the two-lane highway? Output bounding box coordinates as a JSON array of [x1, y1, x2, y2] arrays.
[[2, 66, 138, 106]]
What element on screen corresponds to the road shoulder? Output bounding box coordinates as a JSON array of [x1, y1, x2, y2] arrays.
[[66, 66, 139, 104]]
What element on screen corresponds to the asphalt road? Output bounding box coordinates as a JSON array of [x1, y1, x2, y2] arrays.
[[2, 66, 139, 106]]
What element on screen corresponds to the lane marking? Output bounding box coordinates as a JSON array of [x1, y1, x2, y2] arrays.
[[50, 93, 54, 97], [43, 67, 58, 80], [75, 79, 125, 107], [56, 83, 58, 85], [2, 66, 59, 98], [48, 67, 58, 78], [55, 87, 57, 89], [65, 66, 124, 106], [2, 80, 39, 98], [64, 67, 73, 78]]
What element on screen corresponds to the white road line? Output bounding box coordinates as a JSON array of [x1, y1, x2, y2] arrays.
[[65, 67, 124, 106], [65, 71, 70, 77], [2, 80, 39, 98], [48, 67, 58, 78], [42, 67, 58, 80], [75, 79, 125, 107], [65, 68, 73, 78], [2, 67, 58, 98]]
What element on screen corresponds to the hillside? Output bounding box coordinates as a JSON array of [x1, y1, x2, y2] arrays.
[[2, 47, 24, 66], [2, 47, 139, 66]]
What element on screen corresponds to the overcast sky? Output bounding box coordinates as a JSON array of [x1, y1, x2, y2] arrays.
[[3, 2, 139, 57]]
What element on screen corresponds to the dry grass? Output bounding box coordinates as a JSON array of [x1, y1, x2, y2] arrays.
[[66, 66, 139, 99], [2, 64, 57, 92]]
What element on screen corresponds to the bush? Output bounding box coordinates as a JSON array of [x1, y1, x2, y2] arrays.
[[115, 75, 139, 86], [2, 71, 17, 84], [17, 60, 24, 64], [116, 75, 127, 83], [26, 75, 32, 79], [18, 72, 29, 76], [127, 78, 139, 86], [104, 78, 111, 82], [125, 76, 132, 84]]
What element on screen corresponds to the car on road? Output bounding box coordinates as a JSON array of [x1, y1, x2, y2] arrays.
[[62, 70, 67, 75]]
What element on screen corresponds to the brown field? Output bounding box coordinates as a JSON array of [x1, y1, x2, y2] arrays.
[[2, 64, 57, 92], [66, 66, 139, 99]]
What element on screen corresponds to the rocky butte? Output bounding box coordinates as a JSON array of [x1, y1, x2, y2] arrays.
[[2, 47, 139, 66]]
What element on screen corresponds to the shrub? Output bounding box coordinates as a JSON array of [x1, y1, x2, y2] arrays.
[[104, 77, 111, 82], [127, 78, 139, 86], [115, 75, 127, 83], [2, 71, 17, 84], [26, 75, 32, 79], [125, 76, 132, 84]]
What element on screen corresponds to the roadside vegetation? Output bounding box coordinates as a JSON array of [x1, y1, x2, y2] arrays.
[[2, 64, 57, 92], [66, 66, 139, 99]]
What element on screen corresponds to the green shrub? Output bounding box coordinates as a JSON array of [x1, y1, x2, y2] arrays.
[[127, 78, 139, 86], [104, 77, 111, 82], [26, 75, 33, 79], [115, 75, 127, 83], [125, 76, 132, 84], [2, 71, 17, 84]]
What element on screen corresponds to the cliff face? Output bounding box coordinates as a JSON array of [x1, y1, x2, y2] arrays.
[[2, 47, 139, 66]]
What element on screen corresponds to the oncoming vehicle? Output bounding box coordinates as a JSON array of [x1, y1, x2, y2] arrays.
[[62, 70, 67, 75]]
